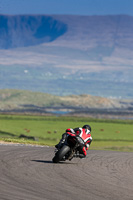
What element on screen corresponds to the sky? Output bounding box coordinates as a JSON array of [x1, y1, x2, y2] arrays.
[[0, 0, 132, 16]]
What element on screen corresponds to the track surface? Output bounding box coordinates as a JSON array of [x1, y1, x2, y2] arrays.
[[0, 144, 133, 200]]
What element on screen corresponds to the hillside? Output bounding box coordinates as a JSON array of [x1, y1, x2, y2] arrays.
[[1, 14, 133, 51], [0, 14, 133, 98], [0, 89, 133, 119], [0, 15, 67, 48]]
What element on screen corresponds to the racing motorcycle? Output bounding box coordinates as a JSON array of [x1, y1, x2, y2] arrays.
[[52, 134, 85, 163]]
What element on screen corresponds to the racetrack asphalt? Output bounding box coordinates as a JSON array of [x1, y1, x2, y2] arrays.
[[0, 144, 133, 200]]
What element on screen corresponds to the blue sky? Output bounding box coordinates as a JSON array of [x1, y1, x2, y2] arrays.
[[0, 0, 132, 16]]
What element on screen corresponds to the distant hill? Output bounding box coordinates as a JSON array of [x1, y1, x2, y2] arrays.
[[1, 14, 133, 51], [0, 15, 67, 48], [0, 14, 133, 98], [0, 89, 133, 113]]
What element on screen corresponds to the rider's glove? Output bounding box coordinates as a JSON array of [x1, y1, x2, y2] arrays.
[[66, 128, 75, 133]]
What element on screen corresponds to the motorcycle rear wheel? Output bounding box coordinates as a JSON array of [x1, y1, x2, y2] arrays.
[[52, 145, 70, 163]]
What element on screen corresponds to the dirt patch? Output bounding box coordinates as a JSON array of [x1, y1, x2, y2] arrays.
[[0, 140, 19, 145]]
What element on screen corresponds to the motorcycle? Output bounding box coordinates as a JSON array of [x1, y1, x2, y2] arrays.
[[52, 134, 85, 163]]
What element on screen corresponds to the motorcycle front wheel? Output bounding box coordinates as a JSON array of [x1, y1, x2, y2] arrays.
[[52, 145, 70, 163]]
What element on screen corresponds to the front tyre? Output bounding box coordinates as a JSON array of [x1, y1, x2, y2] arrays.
[[52, 145, 70, 163]]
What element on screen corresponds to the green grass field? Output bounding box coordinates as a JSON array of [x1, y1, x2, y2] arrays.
[[0, 114, 133, 152]]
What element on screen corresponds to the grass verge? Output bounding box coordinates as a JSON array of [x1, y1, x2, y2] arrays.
[[0, 114, 133, 152]]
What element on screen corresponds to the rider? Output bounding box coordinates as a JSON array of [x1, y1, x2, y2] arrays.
[[55, 125, 92, 158]]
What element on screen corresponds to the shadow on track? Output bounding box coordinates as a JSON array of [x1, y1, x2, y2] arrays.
[[31, 160, 53, 164], [31, 160, 78, 165]]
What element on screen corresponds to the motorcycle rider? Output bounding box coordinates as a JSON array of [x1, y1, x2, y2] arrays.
[[55, 125, 92, 158]]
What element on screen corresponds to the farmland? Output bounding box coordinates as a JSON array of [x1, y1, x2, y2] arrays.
[[0, 114, 133, 152]]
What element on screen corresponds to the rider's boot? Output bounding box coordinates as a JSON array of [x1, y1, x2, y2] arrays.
[[55, 136, 67, 149], [74, 152, 86, 159], [55, 140, 65, 149], [55, 133, 67, 149]]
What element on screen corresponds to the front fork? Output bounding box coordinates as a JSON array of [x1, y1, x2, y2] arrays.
[[67, 143, 80, 160], [67, 149, 76, 160]]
